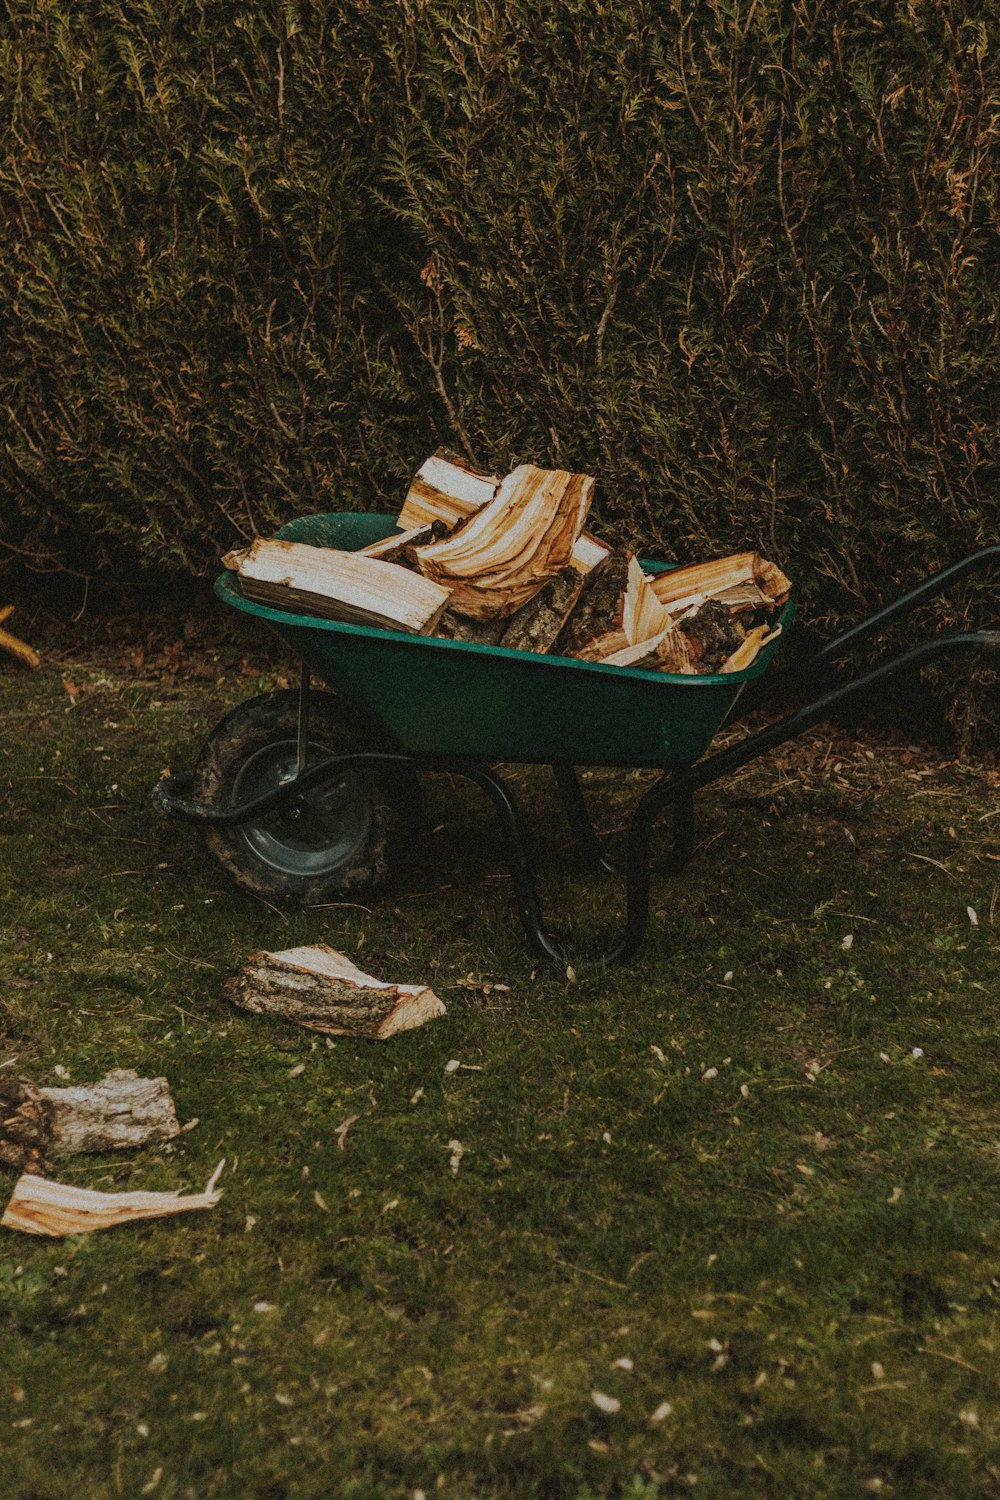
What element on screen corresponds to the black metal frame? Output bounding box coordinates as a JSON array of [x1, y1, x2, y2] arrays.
[[153, 548, 1000, 967]]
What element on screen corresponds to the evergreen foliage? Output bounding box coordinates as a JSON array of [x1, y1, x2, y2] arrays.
[[1, 1, 997, 729]]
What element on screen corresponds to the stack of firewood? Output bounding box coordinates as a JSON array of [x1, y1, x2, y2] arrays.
[[224, 453, 791, 675]]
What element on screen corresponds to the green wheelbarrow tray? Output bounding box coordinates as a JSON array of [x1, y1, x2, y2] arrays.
[[214, 511, 794, 768], [156, 516, 1000, 968]]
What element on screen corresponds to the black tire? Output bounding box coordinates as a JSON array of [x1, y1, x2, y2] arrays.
[[191, 690, 414, 905]]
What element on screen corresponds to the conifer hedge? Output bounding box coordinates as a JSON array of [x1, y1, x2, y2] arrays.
[[1, 1, 997, 727]]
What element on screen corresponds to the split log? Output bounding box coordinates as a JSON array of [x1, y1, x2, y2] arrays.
[[398, 450, 501, 532], [622, 555, 673, 646], [400, 453, 609, 580], [416, 464, 594, 620], [572, 628, 629, 663], [435, 611, 506, 646], [649, 552, 792, 615], [225, 945, 446, 1039], [358, 521, 451, 567], [1, 1070, 180, 1174], [1, 1162, 224, 1238], [498, 566, 585, 654], [223, 539, 452, 635], [554, 551, 631, 658], [679, 599, 749, 673]]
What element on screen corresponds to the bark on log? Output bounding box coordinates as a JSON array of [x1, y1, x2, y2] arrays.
[[498, 567, 585, 653], [0, 1071, 180, 1173], [225, 945, 446, 1039], [553, 551, 630, 658], [435, 610, 506, 646]]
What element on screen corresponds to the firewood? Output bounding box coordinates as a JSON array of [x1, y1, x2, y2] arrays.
[[720, 622, 783, 673], [416, 465, 594, 620], [1, 1162, 224, 1238], [225, 945, 446, 1039], [498, 566, 586, 653], [679, 599, 749, 672], [554, 551, 631, 658], [600, 628, 679, 670], [400, 453, 610, 580], [571, 628, 629, 662], [0, 606, 41, 670], [0, 1070, 180, 1173], [398, 450, 501, 531], [649, 553, 792, 615], [435, 611, 506, 646], [358, 521, 451, 567], [223, 539, 452, 635], [622, 555, 673, 646]]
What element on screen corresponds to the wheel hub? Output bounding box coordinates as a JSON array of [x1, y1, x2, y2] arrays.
[[231, 741, 371, 878]]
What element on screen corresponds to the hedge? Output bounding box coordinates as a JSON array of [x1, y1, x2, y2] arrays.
[[1, 1, 997, 731]]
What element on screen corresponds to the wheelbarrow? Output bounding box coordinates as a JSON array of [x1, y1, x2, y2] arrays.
[[153, 512, 999, 966]]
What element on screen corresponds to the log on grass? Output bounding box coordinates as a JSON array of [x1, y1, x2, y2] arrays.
[[1, 1163, 224, 1238], [225, 945, 446, 1039], [0, 1070, 180, 1173], [223, 539, 452, 634]]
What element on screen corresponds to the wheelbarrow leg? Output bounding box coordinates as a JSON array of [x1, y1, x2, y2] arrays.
[[551, 765, 621, 877], [462, 762, 697, 969]]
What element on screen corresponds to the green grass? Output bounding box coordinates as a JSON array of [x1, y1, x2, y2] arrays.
[[1, 648, 999, 1499]]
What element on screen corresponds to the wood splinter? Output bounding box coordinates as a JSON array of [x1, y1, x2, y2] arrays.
[[1, 1161, 225, 1238]]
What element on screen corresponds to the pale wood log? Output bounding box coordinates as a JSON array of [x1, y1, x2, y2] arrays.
[[225, 945, 445, 1039], [415, 465, 594, 620], [400, 454, 608, 578], [398, 451, 501, 531], [622, 555, 673, 646], [1, 1163, 224, 1238], [649, 553, 792, 612], [223, 540, 452, 634]]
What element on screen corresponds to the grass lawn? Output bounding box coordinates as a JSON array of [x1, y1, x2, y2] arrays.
[[1, 631, 999, 1500]]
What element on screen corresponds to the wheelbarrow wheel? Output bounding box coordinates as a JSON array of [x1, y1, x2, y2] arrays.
[[191, 690, 414, 905]]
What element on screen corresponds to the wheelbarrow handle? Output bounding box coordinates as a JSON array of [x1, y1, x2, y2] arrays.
[[685, 629, 1000, 796], [816, 545, 1000, 664]]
